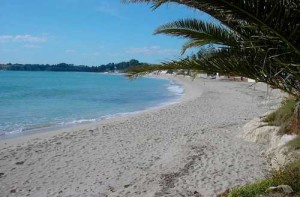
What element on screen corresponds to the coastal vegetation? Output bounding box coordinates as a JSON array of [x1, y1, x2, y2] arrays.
[[0, 59, 147, 73]]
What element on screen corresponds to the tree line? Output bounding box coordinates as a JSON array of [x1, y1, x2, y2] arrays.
[[0, 59, 147, 73]]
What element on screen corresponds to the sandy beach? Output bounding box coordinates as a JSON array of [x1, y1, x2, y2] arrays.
[[0, 76, 283, 197]]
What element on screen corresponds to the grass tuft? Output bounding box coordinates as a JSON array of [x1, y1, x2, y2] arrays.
[[271, 160, 300, 191], [227, 160, 300, 197], [264, 98, 296, 134], [227, 179, 273, 197], [288, 136, 300, 151]]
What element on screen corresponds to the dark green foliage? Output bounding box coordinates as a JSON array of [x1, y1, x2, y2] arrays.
[[0, 59, 147, 73], [154, 19, 239, 54]]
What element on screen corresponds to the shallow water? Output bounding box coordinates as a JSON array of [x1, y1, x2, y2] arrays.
[[0, 71, 182, 137]]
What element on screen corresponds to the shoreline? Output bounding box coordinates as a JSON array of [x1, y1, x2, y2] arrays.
[[0, 74, 185, 142], [0, 75, 194, 148], [0, 75, 196, 148], [0, 76, 283, 196]]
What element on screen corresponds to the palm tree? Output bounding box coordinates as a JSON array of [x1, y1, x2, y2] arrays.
[[124, 0, 299, 95], [124, 0, 300, 131]]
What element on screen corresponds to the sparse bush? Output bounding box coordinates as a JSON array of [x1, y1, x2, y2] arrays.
[[271, 160, 300, 191], [288, 136, 300, 151], [264, 98, 296, 134], [227, 160, 300, 196], [227, 179, 273, 197]]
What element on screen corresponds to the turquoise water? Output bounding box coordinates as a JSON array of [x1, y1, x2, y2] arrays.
[[0, 71, 183, 138]]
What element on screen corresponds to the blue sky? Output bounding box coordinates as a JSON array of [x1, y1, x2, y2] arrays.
[[0, 0, 214, 66]]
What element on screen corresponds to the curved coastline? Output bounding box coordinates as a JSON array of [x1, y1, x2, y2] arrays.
[[0, 75, 191, 145], [0, 75, 184, 140], [0, 76, 283, 196]]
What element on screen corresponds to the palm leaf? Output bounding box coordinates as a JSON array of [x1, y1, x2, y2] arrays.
[[181, 40, 214, 54], [129, 49, 300, 97], [154, 19, 240, 52]]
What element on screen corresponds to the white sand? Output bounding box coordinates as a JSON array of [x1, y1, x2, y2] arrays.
[[0, 76, 283, 197]]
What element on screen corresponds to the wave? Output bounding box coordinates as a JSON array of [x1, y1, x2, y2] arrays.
[[6, 128, 23, 135], [60, 118, 97, 125], [167, 83, 184, 96], [0, 128, 23, 137]]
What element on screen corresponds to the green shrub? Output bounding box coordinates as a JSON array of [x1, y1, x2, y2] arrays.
[[264, 98, 296, 134]]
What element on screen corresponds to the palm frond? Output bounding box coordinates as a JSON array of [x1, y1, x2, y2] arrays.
[[181, 40, 216, 55], [154, 19, 240, 50], [128, 48, 300, 97]]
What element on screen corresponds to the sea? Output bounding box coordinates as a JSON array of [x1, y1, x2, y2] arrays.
[[0, 71, 183, 138]]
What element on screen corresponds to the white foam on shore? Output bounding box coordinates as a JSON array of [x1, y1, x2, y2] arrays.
[[61, 119, 97, 125], [167, 83, 184, 96], [145, 74, 184, 96], [1, 128, 23, 136]]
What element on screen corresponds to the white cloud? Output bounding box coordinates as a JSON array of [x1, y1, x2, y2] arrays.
[[65, 49, 76, 53], [0, 35, 47, 43], [97, 45, 105, 49], [23, 44, 41, 49], [125, 46, 178, 56], [106, 52, 121, 57], [95, 3, 123, 18], [82, 51, 102, 56], [91, 51, 102, 56], [0, 35, 13, 42]]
